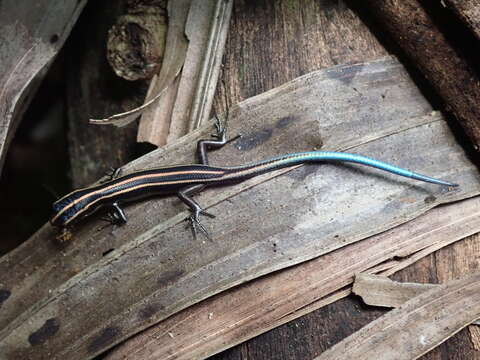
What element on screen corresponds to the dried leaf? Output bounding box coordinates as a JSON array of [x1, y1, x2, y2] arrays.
[[1, 59, 478, 360], [137, 0, 233, 146], [0, 0, 87, 175], [105, 197, 480, 360]]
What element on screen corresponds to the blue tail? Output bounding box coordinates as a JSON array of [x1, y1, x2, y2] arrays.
[[226, 151, 459, 187]]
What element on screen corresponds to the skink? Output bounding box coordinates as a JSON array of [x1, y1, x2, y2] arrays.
[[51, 121, 458, 237]]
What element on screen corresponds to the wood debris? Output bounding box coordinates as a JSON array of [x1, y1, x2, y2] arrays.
[[352, 273, 480, 326], [106, 0, 168, 81], [315, 272, 480, 360], [362, 0, 480, 150], [444, 0, 480, 41], [89, 0, 191, 127]]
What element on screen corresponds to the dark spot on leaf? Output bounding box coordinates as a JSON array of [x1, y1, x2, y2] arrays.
[[138, 304, 159, 320], [102, 248, 115, 257], [157, 269, 185, 287], [424, 195, 437, 204], [88, 327, 120, 354], [50, 34, 59, 44], [275, 116, 296, 129], [28, 318, 60, 346], [324, 62, 364, 85], [0, 289, 11, 308], [236, 128, 273, 151]]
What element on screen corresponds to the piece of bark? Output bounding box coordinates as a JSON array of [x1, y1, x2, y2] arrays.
[[361, 0, 480, 150], [219, 0, 387, 107], [315, 272, 480, 360], [444, 0, 480, 41], [469, 326, 480, 351], [0, 59, 478, 360], [0, 0, 87, 176], [353, 273, 480, 327], [138, 0, 233, 146], [105, 196, 480, 360], [107, 1, 168, 81]]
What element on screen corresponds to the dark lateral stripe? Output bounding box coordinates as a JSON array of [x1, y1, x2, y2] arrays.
[[64, 177, 221, 224], [52, 169, 225, 224]]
